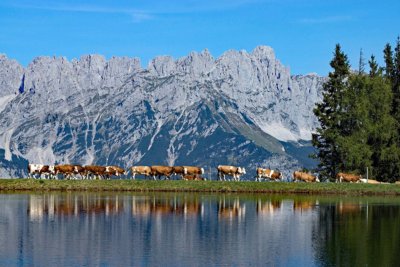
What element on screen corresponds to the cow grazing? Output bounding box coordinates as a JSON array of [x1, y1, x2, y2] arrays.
[[255, 168, 283, 181], [293, 171, 320, 182], [150, 166, 174, 180], [336, 172, 362, 183], [54, 164, 76, 179], [217, 165, 246, 181], [173, 166, 186, 179], [84, 165, 107, 180], [131, 166, 152, 180], [183, 166, 205, 176], [183, 174, 205, 181], [28, 164, 55, 179]]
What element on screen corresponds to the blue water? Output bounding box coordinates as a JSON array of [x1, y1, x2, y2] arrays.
[[0, 193, 399, 266]]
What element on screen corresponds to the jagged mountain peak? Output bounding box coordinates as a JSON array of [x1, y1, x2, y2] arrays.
[[251, 45, 275, 59], [0, 45, 323, 178]]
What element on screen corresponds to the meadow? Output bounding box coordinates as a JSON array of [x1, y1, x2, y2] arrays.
[[0, 179, 399, 196]]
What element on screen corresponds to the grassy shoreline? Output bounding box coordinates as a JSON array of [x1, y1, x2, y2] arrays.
[[0, 179, 400, 196]]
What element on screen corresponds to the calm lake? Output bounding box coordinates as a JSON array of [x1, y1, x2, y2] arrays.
[[0, 192, 399, 266]]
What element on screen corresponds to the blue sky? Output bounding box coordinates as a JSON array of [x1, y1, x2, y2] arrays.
[[0, 0, 399, 75]]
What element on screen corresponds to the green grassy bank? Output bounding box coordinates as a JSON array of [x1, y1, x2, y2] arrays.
[[0, 179, 400, 196]]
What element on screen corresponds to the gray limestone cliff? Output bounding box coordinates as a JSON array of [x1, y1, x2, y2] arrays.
[[0, 46, 324, 179]]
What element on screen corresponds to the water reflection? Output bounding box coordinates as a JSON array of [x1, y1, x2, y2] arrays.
[[28, 194, 123, 220], [314, 199, 400, 266], [256, 199, 281, 215], [1, 193, 400, 266], [218, 196, 246, 221], [336, 201, 362, 215], [293, 199, 318, 213], [131, 195, 203, 217]]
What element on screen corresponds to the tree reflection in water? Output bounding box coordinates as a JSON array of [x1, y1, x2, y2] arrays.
[[313, 199, 400, 266]]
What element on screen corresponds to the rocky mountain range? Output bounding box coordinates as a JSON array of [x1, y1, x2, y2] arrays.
[[0, 46, 324, 179]]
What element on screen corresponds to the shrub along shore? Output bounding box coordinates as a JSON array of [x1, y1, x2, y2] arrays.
[[0, 179, 400, 196]]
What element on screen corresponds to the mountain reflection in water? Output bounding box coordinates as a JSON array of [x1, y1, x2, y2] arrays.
[[0, 193, 400, 266]]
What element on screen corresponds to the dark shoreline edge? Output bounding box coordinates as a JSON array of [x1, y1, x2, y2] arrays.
[[0, 179, 400, 196]]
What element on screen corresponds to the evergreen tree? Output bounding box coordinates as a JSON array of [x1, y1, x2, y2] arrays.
[[313, 44, 350, 181], [337, 74, 371, 174], [368, 55, 379, 77], [313, 40, 400, 182], [337, 65, 399, 182], [358, 48, 365, 74], [364, 75, 400, 182], [394, 37, 400, 112], [383, 43, 394, 80], [391, 37, 400, 127]]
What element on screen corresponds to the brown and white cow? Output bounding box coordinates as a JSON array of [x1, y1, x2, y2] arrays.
[[151, 166, 174, 180], [255, 168, 283, 181], [217, 165, 246, 181], [73, 165, 86, 179], [131, 166, 152, 180], [293, 171, 320, 182], [173, 166, 186, 179], [28, 164, 55, 179], [183, 166, 205, 176], [336, 172, 362, 183], [105, 166, 126, 179], [84, 165, 107, 180], [54, 164, 75, 179]]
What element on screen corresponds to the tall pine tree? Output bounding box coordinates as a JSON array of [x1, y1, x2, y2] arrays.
[[365, 74, 399, 182], [313, 44, 350, 181], [358, 48, 365, 74], [381, 37, 400, 182], [384, 43, 394, 80], [337, 73, 372, 175], [393, 37, 400, 123], [368, 55, 379, 77]]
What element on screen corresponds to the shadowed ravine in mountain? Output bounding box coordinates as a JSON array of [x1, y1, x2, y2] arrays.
[[0, 46, 324, 178]]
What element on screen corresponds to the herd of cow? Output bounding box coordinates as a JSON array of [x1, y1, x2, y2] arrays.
[[27, 163, 365, 183]]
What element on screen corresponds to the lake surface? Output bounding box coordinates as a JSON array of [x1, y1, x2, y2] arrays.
[[0, 192, 399, 266]]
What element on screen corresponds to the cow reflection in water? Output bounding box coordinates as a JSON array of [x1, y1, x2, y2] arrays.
[[131, 196, 203, 218], [218, 197, 246, 221], [337, 201, 362, 215], [28, 194, 123, 220], [293, 200, 318, 213], [256, 199, 282, 215]]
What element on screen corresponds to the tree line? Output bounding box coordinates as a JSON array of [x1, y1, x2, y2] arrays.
[[312, 37, 400, 182]]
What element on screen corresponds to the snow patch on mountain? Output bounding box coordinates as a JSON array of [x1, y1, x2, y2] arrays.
[[260, 122, 300, 142], [2, 128, 14, 161]]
